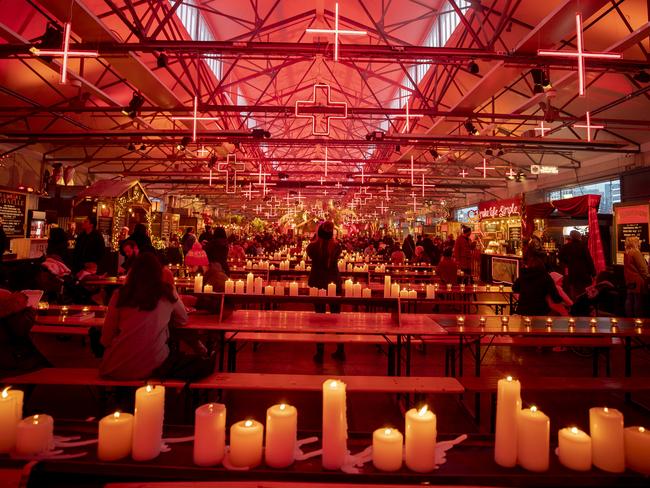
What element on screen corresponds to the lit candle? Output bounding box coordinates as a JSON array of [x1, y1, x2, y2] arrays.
[[391, 283, 400, 298], [203, 284, 213, 294], [384, 276, 391, 298], [98, 411, 134, 461], [494, 376, 521, 467], [405, 405, 436, 473], [425, 284, 435, 299], [193, 274, 203, 293], [625, 426, 650, 474], [318, 288, 327, 297], [246, 272, 255, 294], [327, 283, 337, 297], [289, 282, 299, 296], [265, 403, 297, 468], [264, 285, 274, 295], [479, 316, 487, 326], [353, 283, 362, 298], [230, 419, 263, 468], [517, 406, 550, 472], [254, 277, 263, 294], [344, 279, 353, 297], [132, 384, 165, 461], [546, 317, 553, 327], [224, 278, 235, 294], [446, 283, 452, 291], [193, 403, 226, 466], [557, 427, 591, 471], [0, 387, 21, 453], [457, 316, 465, 326], [235, 280, 245, 294], [523, 317, 531, 326], [399, 289, 409, 299], [372, 427, 403, 472], [501, 316, 509, 325], [408, 289, 417, 299], [322, 379, 347, 470], [15, 414, 54, 456], [589, 407, 624, 472], [309, 287, 318, 297], [473, 284, 478, 292], [362, 288, 372, 298], [460, 283, 466, 292]]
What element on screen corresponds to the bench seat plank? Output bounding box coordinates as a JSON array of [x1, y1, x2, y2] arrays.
[[460, 375, 649, 392], [2, 368, 185, 388]]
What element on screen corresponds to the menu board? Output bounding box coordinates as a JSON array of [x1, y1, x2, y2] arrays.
[[614, 203, 650, 263], [0, 190, 27, 237], [97, 217, 113, 238], [508, 226, 522, 241]]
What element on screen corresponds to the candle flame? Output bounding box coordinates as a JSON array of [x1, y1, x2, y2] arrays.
[[1, 387, 9, 398], [604, 407, 609, 413], [506, 376, 513, 382], [418, 405, 428, 416], [530, 406, 537, 413], [330, 380, 338, 388], [385, 428, 392, 435], [570, 427, 579, 434], [114, 411, 120, 419], [640, 427, 645, 433], [279, 404, 286, 411], [244, 420, 253, 427]]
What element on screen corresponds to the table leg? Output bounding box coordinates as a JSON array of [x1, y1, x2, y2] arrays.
[[406, 335, 411, 377], [458, 335, 464, 377], [396, 335, 402, 376], [218, 331, 226, 372], [625, 337, 632, 402], [474, 339, 481, 377]]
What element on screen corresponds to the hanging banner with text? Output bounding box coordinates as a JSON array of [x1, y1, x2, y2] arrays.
[[478, 196, 522, 220], [0, 190, 27, 237]]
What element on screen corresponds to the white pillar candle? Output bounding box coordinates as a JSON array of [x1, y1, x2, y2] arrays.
[[347, 263, 353, 272], [229, 419, 263, 468], [309, 287, 318, 297], [132, 384, 165, 461], [264, 285, 274, 295], [274, 283, 285, 296], [372, 427, 403, 472], [193, 274, 203, 293], [254, 277, 263, 295], [15, 414, 53, 456], [289, 282, 299, 296], [399, 289, 409, 299], [391, 283, 400, 298], [338, 260, 345, 272], [246, 272, 255, 294], [557, 427, 591, 471], [193, 403, 226, 466], [517, 406, 550, 472], [362, 288, 372, 298], [265, 403, 297, 468], [203, 284, 213, 294], [318, 288, 327, 297], [246, 259, 252, 269], [235, 280, 245, 294], [224, 279, 234, 294], [327, 283, 337, 297], [589, 407, 624, 472], [408, 290, 417, 299], [98, 411, 134, 461], [322, 379, 348, 470], [383, 275, 391, 298], [353, 283, 362, 298], [270, 264, 275, 271], [0, 387, 21, 453], [494, 376, 521, 467], [344, 279, 353, 297], [426, 284, 435, 299], [625, 426, 650, 474], [405, 406, 436, 473]]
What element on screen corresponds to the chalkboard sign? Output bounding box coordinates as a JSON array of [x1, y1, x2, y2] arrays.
[[97, 217, 113, 238], [508, 226, 522, 241], [617, 223, 649, 252], [0, 190, 26, 237]]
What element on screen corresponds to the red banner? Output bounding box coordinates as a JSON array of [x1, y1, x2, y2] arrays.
[[478, 197, 522, 220]]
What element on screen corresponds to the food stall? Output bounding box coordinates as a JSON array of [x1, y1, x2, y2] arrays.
[[478, 196, 523, 284], [613, 201, 650, 265], [74, 179, 151, 249]]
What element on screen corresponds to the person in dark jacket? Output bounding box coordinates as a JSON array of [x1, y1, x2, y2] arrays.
[[402, 234, 416, 261], [453, 226, 476, 282], [73, 215, 105, 273], [180, 227, 196, 256], [198, 225, 213, 245], [204, 226, 230, 275], [128, 223, 154, 255], [513, 257, 567, 316], [558, 230, 596, 300], [306, 221, 344, 363], [0, 218, 8, 255]]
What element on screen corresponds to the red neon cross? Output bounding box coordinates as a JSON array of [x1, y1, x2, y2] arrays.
[[537, 13, 622, 97], [534, 120, 551, 137], [354, 187, 372, 205], [397, 155, 426, 185], [31, 22, 98, 84], [474, 158, 495, 178], [383, 184, 393, 201], [418, 173, 436, 197], [410, 191, 418, 214], [217, 154, 245, 194], [378, 200, 388, 213], [394, 102, 424, 133], [172, 96, 221, 142], [311, 147, 341, 177], [505, 167, 517, 178], [295, 84, 347, 136], [305, 2, 367, 62], [242, 182, 259, 201], [459, 169, 469, 178], [573, 111, 604, 142]]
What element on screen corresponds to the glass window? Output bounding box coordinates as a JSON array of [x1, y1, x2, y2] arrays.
[[546, 178, 621, 214], [455, 205, 478, 223]]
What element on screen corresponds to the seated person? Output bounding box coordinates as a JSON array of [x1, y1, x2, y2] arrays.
[[390, 245, 406, 265], [437, 247, 458, 284], [118, 240, 139, 275], [513, 256, 567, 316], [99, 253, 213, 380], [412, 245, 429, 264]]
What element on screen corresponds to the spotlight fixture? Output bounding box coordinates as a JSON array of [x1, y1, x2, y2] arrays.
[[122, 92, 145, 119], [176, 136, 191, 151], [127, 142, 136, 151], [429, 148, 439, 159], [156, 52, 168, 69], [139, 144, 146, 151], [464, 121, 479, 136], [251, 128, 271, 139], [633, 71, 650, 83], [365, 130, 385, 141], [468, 61, 479, 75], [30, 23, 63, 61], [531, 68, 552, 94], [395, 145, 401, 154], [485, 148, 493, 156], [278, 172, 289, 181], [497, 149, 504, 157]]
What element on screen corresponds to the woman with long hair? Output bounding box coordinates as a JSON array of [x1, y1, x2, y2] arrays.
[[624, 236, 649, 317], [307, 221, 344, 363], [99, 253, 213, 380]]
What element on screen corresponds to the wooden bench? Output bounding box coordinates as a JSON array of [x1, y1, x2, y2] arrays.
[[31, 324, 90, 336], [460, 374, 650, 429], [2, 368, 185, 389]]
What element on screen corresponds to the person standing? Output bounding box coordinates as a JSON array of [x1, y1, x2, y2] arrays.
[[180, 227, 196, 256], [204, 226, 230, 275], [558, 230, 595, 300], [453, 226, 476, 282], [128, 223, 154, 254], [73, 215, 105, 273], [307, 221, 344, 363], [198, 225, 213, 245], [402, 234, 416, 261], [0, 218, 8, 255], [623, 236, 649, 317]]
